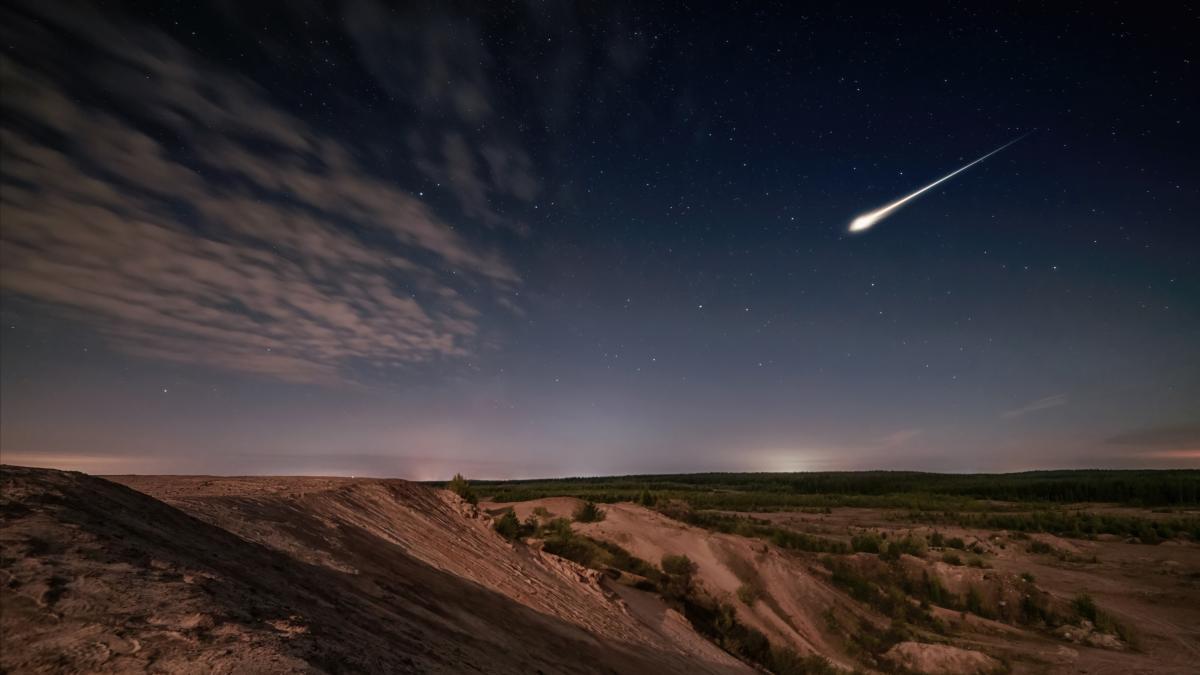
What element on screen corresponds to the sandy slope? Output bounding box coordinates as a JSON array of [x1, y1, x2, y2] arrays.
[[1, 467, 749, 674], [502, 498, 874, 670]]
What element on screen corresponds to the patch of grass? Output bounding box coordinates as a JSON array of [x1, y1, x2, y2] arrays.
[[911, 509, 1200, 543], [965, 585, 990, 618], [1072, 593, 1098, 622], [572, 500, 606, 523], [1027, 540, 1098, 564], [879, 534, 926, 561], [537, 519, 662, 585], [678, 594, 837, 674], [941, 552, 962, 566], [657, 505, 849, 554], [1071, 592, 1136, 646], [579, 550, 830, 673], [1028, 540, 1054, 554], [852, 532, 883, 553], [1018, 587, 1057, 626], [822, 557, 946, 628], [736, 582, 762, 605]]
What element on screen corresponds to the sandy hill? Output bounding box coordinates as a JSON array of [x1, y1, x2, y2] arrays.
[[0, 466, 747, 674], [500, 497, 877, 671]]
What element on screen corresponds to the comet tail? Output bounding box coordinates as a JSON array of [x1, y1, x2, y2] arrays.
[[848, 133, 1029, 233]]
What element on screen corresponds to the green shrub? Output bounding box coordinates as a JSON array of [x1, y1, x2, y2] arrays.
[[1028, 540, 1054, 554], [930, 530, 945, 547], [736, 582, 762, 605], [655, 508, 848, 554], [890, 534, 927, 558], [965, 585, 988, 617], [539, 516, 573, 538], [493, 510, 524, 540], [662, 553, 697, 576], [945, 536, 966, 549], [768, 649, 837, 674], [542, 533, 603, 567], [1019, 589, 1055, 625], [914, 570, 951, 608], [661, 554, 697, 601], [852, 532, 883, 553], [593, 539, 662, 583], [447, 473, 478, 505], [909, 509, 1200, 543], [637, 489, 657, 506], [942, 552, 962, 566], [573, 500, 606, 523], [1072, 592, 1098, 623]]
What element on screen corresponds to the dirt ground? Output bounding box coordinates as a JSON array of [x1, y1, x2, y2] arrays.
[[491, 497, 1200, 674], [745, 505, 1200, 672], [1, 467, 748, 674], [4, 466, 1195, 674]]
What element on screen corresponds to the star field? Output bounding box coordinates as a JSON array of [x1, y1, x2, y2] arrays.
[[0, 1, 1197, 477]]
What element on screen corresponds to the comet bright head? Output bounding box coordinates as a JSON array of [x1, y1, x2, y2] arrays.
[[849, 212, 881, 232], [846, 133, 1030, 233]]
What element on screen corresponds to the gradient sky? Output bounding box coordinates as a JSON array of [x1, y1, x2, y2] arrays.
[[2, 2, 1197, 478]]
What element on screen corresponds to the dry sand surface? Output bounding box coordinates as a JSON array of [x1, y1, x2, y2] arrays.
[[1, 467, 748, 674], [495, 497, 1200, 675], [757, 508, 1200, 673], [4, 466, 1197, 674], [571, 502, 866, 670]]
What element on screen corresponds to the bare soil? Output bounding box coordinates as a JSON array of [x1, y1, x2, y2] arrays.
[[1, 467, 747, 674], [4, 466, 1195, 674]]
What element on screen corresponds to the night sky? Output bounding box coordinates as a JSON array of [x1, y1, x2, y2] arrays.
[[2, 2, 1197, 478]]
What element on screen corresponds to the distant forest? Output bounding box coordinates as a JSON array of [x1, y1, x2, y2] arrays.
[[470, 470, 1200, 507]]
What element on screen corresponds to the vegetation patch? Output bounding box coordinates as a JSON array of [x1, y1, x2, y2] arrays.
[[470, 470, 1200, 509], [1026, 539, 1098, 564], [908, 510, 1199, 543], [493, 509, 536, 540], [572, 500, 606, 523], [446, 473, 478, 505], [656, 503, 849, 554], [657, 554, 839, 674]]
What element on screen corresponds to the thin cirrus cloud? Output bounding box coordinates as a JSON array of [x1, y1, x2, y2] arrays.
[[1103, 424, 1200, 462], [1000, 394, 1068, 419], [0, 4, 517, 386]]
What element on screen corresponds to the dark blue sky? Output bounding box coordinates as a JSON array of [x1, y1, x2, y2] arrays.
[[2, 1, 1197, 477]]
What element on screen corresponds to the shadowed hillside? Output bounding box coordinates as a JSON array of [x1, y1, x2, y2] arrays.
[[1, 466, 747, 674]]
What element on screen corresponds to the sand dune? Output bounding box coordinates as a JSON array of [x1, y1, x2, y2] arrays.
[[1, 467, 747, 674], [6, 467, 1196, 674]]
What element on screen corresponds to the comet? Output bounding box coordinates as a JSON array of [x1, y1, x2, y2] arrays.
[[848, 133, 1030, 233]]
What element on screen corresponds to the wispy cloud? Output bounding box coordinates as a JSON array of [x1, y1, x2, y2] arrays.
[[0, 4, 517, 385], [880, 429, 923, 446], [1001, 394, 1068, 419], [1106, 424, 1200, 448], [344, 1, 541, 230]]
